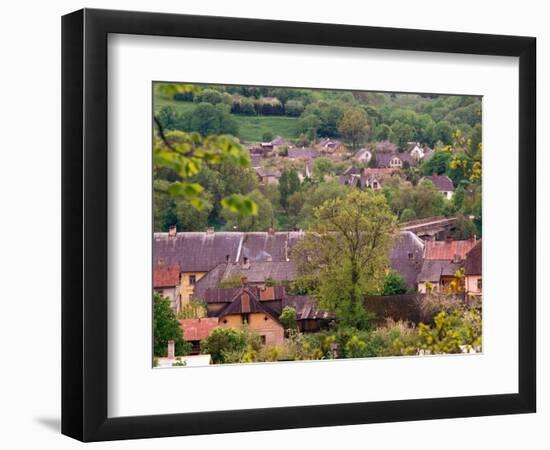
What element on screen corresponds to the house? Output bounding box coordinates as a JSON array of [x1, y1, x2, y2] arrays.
[[180, 318, 219, 354], [317, 139, 350, 158], [417, 237, 477, 293], [270, 136, 290, 148], [389, 231, 425, 290], [376, 151, 414, 169], [153, 263, 182, 313], [353, 148, 372, 164], [254, 167, 281, 185], [419, 174, 455, 199], [339, 167, 397, 190], [154, 229, 304, 302], [288, 147, 319, 160], [406, 142, 435, 163], [464, 239, 482, 296], [250, 153, 263, 168], [199, 284, 332, 337]]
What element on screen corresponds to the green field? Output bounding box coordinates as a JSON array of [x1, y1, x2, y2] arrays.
[[154, 94, 300, 143]]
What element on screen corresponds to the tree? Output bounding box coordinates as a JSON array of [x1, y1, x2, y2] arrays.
[[389, 121, 415, 149], [262, 131, 274, 142], [382, 271, 407, 295], [181, 102, 239, 137], [338, 107, 369, 149], [278, 169, 301, 212], [221, 189, 274, 231], [422, 150, 451, 175], [299, 114, 321, 141], [450, 214, 478, 239], [279, 306, 298, 330], [390, 180, 445, 220], [312, 157, 334, 182], [200, 327, 248, 364], [153, 293, 190, 356], [292, 190, 397, 329]]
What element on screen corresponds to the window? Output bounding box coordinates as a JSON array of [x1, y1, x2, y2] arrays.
[[477, 278, 482, 290], [408, 252, 414, 260], [260, 335, 266, 345], [242, 313, 249, 324], [189, 274, 196, 285]]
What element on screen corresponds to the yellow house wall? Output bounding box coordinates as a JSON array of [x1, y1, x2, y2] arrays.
[[180, 271, 206, 305], [218, 313, 284, 347]]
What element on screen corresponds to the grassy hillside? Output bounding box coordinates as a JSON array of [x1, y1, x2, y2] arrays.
[[154, 93, 300, 143]]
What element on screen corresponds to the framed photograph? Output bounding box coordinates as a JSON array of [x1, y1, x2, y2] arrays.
[[62, 8, 536, 442]]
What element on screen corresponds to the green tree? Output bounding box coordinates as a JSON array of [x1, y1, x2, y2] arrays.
[[222, 189, 274, 231], [293, 190, 397, 329], [181, 102, 239, 137], [299, 114, 322, 141], [422, 150, 451, 175], [200, 327, 248, 364], [312, 157, 335, 182], [262, 131, 274, 142], [381, 270, 407, 295], [391, 180, 445, 220], [278, 169, 301, 212], [338, 107, 369, 149], [153, 293, 190, 357], [279, 306, 298, 330], [390, 121, 415, 149]]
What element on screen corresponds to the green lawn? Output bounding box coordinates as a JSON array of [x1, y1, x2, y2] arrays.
[[154, 94, 300, 143]]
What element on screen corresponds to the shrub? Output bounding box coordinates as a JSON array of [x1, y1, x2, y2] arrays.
[[279, 306, 298, 331], [173, 91, 194, 102], [200, 327, 248, 364], [381, 270, 408, 295]]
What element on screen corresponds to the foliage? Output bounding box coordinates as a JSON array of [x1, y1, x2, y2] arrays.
[[292, 190, 397, 329], [221, 189, 273, 231], [390, 180, 446, 220], [415, 307, 482, 354], [177, 300, 208, 320], [381, 270, 408, 295], [200, 327, 249, 364], [153, 293, 190, 357], [278, 169, 301, 212], [338, 107, 369, 149], [422, 150, 451, 175], [279, 306, 298, 330]]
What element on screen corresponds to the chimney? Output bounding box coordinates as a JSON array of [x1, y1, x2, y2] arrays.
[[168, 225, 177, 237], [240, 276, 248, 286], [268, 227, 275, 235], [206, 227, 214, 235], [453, 253, 461, 263], [445, 235, 453, 243], [242, 257, 250, 269]]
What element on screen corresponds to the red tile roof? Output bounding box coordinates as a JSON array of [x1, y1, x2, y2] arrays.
[[424, 239, 477, 261], [153, 264, 181, 288], [181, 318, 219, 342]]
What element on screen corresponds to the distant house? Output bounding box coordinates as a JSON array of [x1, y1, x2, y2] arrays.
[[390, 231, 425, 290], [464, 239, 482, 297], [288, 147, 320, 160], [317, 139, 350, 158], [250, 153, 262, 168], [270, 136, 290, 148], [153, 264, 182, 313], [376, 152, 413, 169], [339, 167, 397, 190], [254, 167, 281, 185], [373, 141, 433, 169], [417, 237, 477, 293], [419, 174, 455, 199], [353, 148, 372, 164], [405, 142, 435, 163]]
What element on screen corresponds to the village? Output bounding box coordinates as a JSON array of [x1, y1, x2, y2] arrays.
[[152, 84, 483, 367], [153, 138, 482, 367]]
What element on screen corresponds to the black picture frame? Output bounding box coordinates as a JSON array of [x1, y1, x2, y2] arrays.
[[62, 8, 536, 442]]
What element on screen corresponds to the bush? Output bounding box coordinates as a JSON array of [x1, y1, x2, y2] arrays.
[[285, 100, 305, 117], [262, 131, 274, 142], [173, 91, 194, 102], [200, 327, 248, 364], [279, 306, 298, 330], [381, 271, 407, 295]]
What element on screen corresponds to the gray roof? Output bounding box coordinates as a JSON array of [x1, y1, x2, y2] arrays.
[[153, 231, 304, 273], [375, 151, 414, 167], [390, 231, 425, 289], [417, 260, 463, 283], [288, 147, 319, 159], [192, 261, 297, 300], [250, 154, 262, 168], [283, 295, 334, 320], [420, 175, 455, 192]]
